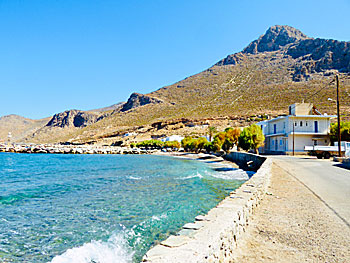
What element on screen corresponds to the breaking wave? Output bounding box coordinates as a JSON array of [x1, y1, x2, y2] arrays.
[[178, 172, 203, 180], [50, 233, 134, 263]]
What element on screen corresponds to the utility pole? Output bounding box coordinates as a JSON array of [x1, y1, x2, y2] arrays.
[[336, 75, 342, 157], [292, 120, 295, 156]]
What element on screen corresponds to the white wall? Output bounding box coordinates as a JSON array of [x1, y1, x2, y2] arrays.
[[287, 117, 330, 134], [287, 135, 329, 152], [269, 136, 287, 152]]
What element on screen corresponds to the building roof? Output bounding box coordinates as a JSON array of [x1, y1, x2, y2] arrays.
[[260, 114, 336, 124]]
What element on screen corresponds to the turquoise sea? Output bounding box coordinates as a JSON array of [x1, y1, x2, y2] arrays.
[[0, 153, 251, 263]]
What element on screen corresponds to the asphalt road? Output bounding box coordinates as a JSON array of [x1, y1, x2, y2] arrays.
[[270, 156, 350, 228]]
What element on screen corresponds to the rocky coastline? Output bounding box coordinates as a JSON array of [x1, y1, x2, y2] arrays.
[[0, 143, 161, 155]]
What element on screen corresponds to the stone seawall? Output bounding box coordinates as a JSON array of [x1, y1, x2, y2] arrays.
[[224, 151, 266, 171], [142, 153, 271, 263]]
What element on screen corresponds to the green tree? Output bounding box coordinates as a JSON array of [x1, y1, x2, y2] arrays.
[[181, 137, 195, 152], [212, 132, 226, 152], [330, 122, 350, 143], [181, 137, 208, 153], [164, 140, 181, 150], [195, 137, 208, 153], [136, 139, 164, 149], [223, 127, 241, 152], [204, 142, 215, 153], [238, 124, 265, 154]]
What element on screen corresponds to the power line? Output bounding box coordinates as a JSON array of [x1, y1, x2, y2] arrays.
[[303, 78, 335, 102]]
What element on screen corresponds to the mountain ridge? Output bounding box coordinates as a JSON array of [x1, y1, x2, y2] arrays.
[[2, 25, 349, 144]]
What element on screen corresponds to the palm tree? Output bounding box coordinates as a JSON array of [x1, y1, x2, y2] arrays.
[[208, 126, 217, 142]]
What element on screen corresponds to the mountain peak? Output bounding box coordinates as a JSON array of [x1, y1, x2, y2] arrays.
[[243, 25, 310, 54]]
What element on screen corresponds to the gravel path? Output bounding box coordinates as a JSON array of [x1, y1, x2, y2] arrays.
[[232, 161, 350, 263]]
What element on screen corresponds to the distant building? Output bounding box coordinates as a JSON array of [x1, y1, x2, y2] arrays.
[[257, 103, 336, 154], [162, 135, 184, 143]]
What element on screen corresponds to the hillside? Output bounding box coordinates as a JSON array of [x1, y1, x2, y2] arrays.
[[11, 25, 350, 144], [0, 115, 50, 142]]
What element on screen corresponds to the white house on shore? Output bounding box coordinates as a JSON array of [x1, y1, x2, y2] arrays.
[[161, 135, 184, 143], [257, 103, 336, 154]]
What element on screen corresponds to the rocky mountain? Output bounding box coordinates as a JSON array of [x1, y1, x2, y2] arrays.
[[12, 25, 350, 144], [46, 110, 99, 128], [242, 25, 310, 54], [219, 25, 350, 81], [120, 93, 163, 112], [88, 102, 124, 113]]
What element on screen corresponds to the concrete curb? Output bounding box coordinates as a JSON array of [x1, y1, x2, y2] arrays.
[[142, 154, 272, 263]]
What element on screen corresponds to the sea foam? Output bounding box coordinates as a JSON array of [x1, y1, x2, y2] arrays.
[[178, 172, 203, 180], [50, 233, 133, 263]]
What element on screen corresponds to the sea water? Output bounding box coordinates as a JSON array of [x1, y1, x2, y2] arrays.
[[0, 153, 252, 263]]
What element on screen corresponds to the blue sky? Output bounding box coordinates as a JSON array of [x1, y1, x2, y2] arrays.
[[1, 0, 349, 119]]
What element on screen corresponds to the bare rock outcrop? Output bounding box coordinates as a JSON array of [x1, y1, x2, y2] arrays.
[[46, 110, 98, 128], [216, 25, 350, 81], [243, 25, 310, 54], [120, 93, 163, 112]]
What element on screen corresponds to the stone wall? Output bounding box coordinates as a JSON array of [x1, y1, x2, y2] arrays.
[[142, 153, 272, 263], [224, 151, 266, 171]]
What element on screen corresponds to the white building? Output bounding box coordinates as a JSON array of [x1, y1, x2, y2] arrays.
[[258, 103, 336, 154], [161, 135, 184, 143]]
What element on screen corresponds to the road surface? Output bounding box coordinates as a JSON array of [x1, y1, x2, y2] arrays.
[[271, 156, 350, 227]]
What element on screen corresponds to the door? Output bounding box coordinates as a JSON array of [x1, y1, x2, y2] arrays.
[[314, 121, 318, 133], [275, 139, 278, 151]]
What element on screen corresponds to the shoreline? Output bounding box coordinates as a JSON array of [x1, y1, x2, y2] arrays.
[[2, 144, 267, 262], [0, 143, 158, 154], [142, 152, 271, 262], [151, 151, 240, 169]]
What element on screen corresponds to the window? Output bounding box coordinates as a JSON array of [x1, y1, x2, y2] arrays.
[[300, 121, 303, 126], [314, 140, 318, 146], [295, 122, 297, 126], [283, 122, 286, 129], [325, 140, 327, 143], [280, 140, 283, 145], [273, 124, 276, 134], [306, 121, 308, 126]]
